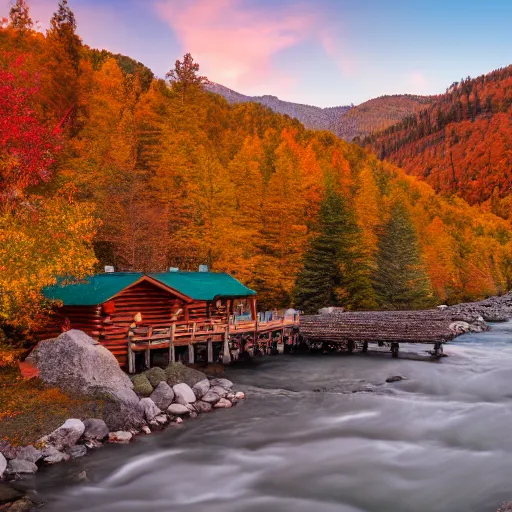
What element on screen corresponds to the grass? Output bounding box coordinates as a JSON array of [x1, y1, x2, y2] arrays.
[[0, 358, 104, 446]]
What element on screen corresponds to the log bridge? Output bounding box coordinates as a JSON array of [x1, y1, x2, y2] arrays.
[[300, 310, 463, 357]]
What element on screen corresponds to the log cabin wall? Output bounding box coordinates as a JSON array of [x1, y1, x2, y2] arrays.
[[104, 281, 188, 366]]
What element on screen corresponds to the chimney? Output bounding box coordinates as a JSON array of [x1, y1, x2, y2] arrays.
[[104, 266, 115, 273], [198, 265, 209, 272], [169, 267, 179, 273]]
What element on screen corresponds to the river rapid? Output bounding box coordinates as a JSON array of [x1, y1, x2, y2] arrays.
[[33, 322, 512, 512]]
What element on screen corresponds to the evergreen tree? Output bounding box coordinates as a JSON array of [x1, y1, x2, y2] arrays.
[[293, 184, 376, 314], [48, 0, 81, 69], [166, 53, 209, 103], [374, 202, 433, 309], [9, 0, 33, 31]]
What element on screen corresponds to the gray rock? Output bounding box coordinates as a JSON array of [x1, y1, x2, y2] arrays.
[[173, 383, 196, 404], [140, 397, 161, 421], [192, 379, 210, 399], [144, 367, 167, 388], [42, 446, 70, 464], [0, 482, 24, 505], [7, 459, 38, 475], [154, 414, 168, 425], [167, 404, 190, 416], [214, 397, 233, 409], [194, 401, 213, 413], [66, 445, 87, 459], [386, 376, 406, 383], [83, 419, 109, 441], [0, 453, 6, 480], [165, 363, 207, 387], [150, 381, 174, 410], [201, 390, 221, 404], [41, 419, 85, 451], [210, 378, 233, 390], [31, 330, 144, 429], [15, 445, 42, 464], [141, 425, 151, 435], [210, 385, 229, 398], [131, 374, 153, 397], [84, 439, 102, 449], [108, 431, 133, 444], [0, 441, 18, 460]]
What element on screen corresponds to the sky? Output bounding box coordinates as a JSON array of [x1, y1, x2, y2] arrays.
[[4, 0, 512, 107]]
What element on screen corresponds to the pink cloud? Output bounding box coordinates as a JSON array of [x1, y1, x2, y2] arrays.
[[155, 0, 320, 95], [406, 71, 430, 93]]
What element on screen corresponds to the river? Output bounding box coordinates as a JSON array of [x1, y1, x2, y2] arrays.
[[32, 321, 512, 512]]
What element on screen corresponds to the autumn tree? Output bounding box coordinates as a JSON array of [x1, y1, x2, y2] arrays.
[[166, 53, 209, 103], [9, 0, 33, 31], [374, 202, 433, 309]]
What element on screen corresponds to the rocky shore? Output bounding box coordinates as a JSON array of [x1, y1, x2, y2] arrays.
[[445, 292, 512, 324], [0, 330, 245, 511]]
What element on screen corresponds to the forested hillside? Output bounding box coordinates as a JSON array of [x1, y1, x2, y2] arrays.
[[2, 0, 512, 331], [362, 66, 512, 217], [208, 82, 431, 141]]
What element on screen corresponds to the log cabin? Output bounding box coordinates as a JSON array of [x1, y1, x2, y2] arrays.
[[39, 271, 299, 372]]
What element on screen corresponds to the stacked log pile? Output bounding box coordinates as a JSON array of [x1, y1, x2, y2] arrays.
[[301, 310, 474, 345]]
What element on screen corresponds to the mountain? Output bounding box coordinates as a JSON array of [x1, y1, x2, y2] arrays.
[[207, 82, 432, 141], [362, 65, 512, 217]]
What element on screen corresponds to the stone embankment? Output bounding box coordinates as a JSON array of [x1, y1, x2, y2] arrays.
[[0, 330, 245, 509]]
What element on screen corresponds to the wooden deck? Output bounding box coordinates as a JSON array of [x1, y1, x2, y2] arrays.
[[127, 314, 300, 372]]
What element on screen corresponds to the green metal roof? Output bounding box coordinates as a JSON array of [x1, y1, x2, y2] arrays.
[[42, 271, 256, 306]]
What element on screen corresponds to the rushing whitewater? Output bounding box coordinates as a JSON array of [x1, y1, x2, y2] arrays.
[[34, 322, 512, 512]]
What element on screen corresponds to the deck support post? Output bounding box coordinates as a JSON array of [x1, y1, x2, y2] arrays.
[[207, 341, 213, 363], [169, 323, 176, 364], [391, 342, 399, 358], [362, 341, 368, 353], [145, 343, 151, 369], [128, 341, 134, 374], [188, 343, 195, 364], [222, 330, 231, 364]]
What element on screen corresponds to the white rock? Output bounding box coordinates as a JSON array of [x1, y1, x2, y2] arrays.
[[449, 321, 472, 335], [154, 414, 169, 425], [226, 392, 235, 400], [235, 391, 245, 400], [139, 397, 161, 421], [141, 425, 151, 435], [7, 459, 38, 474], [84, 439, 102, 449], [172, 383, 196, 404], [192, 379, 210, 399], [167, 403, 190, 415], [201, 390, 221, 404], [16, 445, 42, 463], [174, 417, 183, 424], [108, 431, 133, 444], [0, 453, 6, 479], [42, 446, 70, 464], [42, 419, 85, 451], [210, 378, 233, 390], [214, 398, 233, 409]]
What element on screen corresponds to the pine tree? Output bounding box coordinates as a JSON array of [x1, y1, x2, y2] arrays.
[[293, 184, 376, 314], [9, 0, 33, 31], [166, 53, 209, 103], [374, 202, 433, 309]]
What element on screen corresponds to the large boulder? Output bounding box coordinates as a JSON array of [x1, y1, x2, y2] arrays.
[[150, 382, 174, 410], [167, 404, 190, 416], [172, 383, 196, 404], [42, 446, 70, 464], [192, 379, 210, 399], [41, 419, 85, 451], [165, 363, 207, 387], [139, 398, 161, 421], [83, 419, 109, 441], [210, 385, 229, 398], [194, 401, 212, 413], [30, 330, 144, 429], [0, 441, 18, 460], [201, 390, 221, 404], [210, 378, 233, 390], [144, 367, 167, 388], [7, 460, 38, 475]]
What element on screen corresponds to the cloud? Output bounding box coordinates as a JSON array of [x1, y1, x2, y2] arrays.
[[154, 0, 326, 95], [406, 71, 430, 93]]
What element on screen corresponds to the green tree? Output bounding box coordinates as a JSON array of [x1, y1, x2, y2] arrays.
[[293, 184, 376, 314], [166, 53, 209, 103], [9, 0, 33, 31], [374, 202, 433, 309]]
